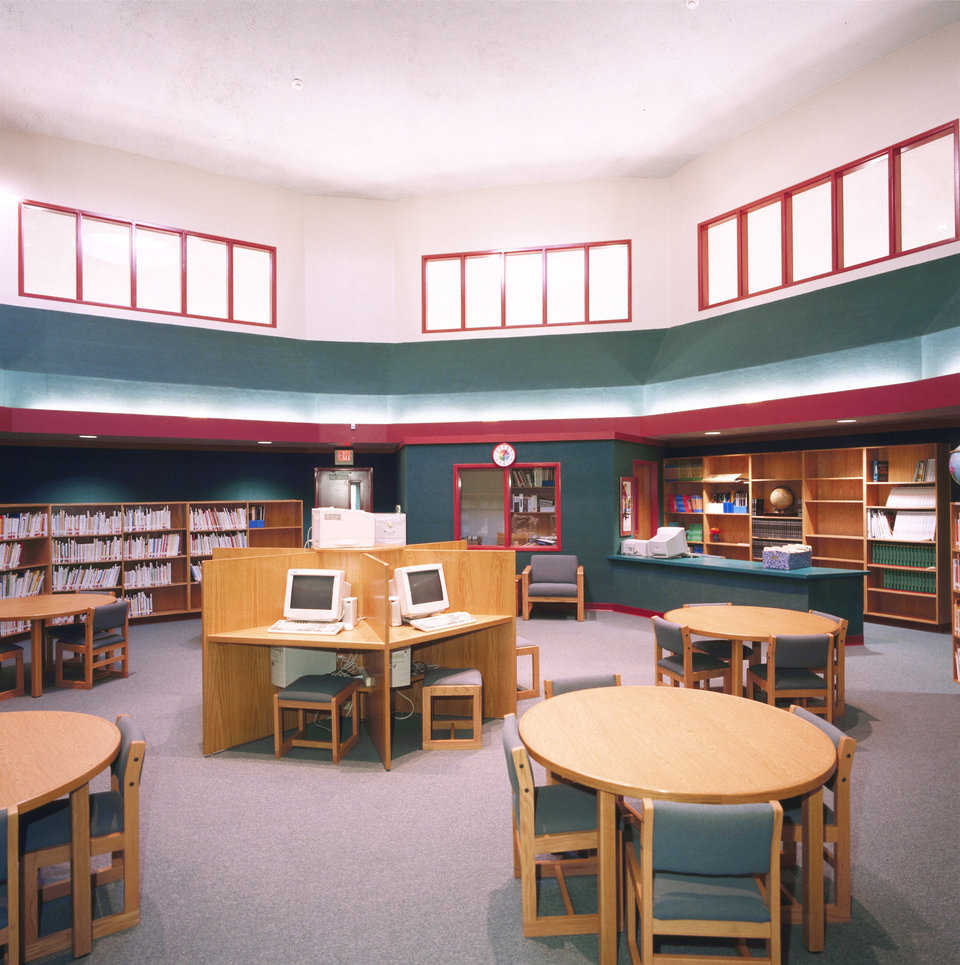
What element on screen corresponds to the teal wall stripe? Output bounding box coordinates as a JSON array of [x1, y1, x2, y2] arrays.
[[2, 250, 959, 398]]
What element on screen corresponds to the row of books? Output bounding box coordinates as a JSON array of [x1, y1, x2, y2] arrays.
[[663, 461, 702, 482], [189, 532, 248, 555], [868, 509, 936, 541], [1, 512, 48, 539], [0, 542, 24, 570], [53, 537, 123, 563], [124, 506, 173, 531], [685, 523, 703, 543], [125, 591, 154, 617], [511, 495, 555, 512], [509, 468, 554, 488], [52, 564, 121, 592], [912, 458, 937, 482], [751, 518, 803, 541], [51, 510, 122, 536], [1, 569, 45, 599], [124, 534, 181, 559], [189, 507, 247, 531], [124, 562, 173, 588], [190, 564, 203, 583], [883, 486, 935, 509], [670, 494, 703, 513], [874, 543, 936, 567], [878, 570, 935, 594], [1, 619, 31, 636], [952, 557, 960, 592]]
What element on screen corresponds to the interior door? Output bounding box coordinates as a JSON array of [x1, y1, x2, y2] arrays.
[[314, 468, 373, 511]]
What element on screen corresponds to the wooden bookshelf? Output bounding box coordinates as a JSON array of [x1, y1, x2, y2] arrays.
[[0, 499, 302, 637], [662, 442, 948, 629], [952, 502, 960, 683]]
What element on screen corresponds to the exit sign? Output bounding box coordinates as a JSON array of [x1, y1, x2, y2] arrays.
[[334, 449, 354, 466]]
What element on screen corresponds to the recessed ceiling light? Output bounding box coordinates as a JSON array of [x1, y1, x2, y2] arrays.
[[836, 419, 857, 424], [78, 434, 98, 439], [704, 430, 721, 436], [685, 0, 700, 9], [257, 440, 272, 445], [291, 78, 304, 91]]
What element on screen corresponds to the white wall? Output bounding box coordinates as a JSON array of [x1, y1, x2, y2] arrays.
[[2, 19, 960, 343], [668, 20, 960, 326], [0, 128, 309, 337]]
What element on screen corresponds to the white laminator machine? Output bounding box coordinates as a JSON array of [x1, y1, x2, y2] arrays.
[[621, 526, 689, 558]]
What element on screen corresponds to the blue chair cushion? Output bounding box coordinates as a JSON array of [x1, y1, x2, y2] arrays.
[[0, 641, 22, 656], [658, 653, 728, 675], [530, 555, 578, 584], [548, 673, 619, 696], [278, 674, 357, 703], [532, 783, 597, 835], [528, 582, 578, 598], [694, 638, 752, 657], [653, 870, 771, 922], [47, 622, 86, 643], [751, 665, 826, 690], [21, 791, 125, 854], [423, 667, 481, 687]]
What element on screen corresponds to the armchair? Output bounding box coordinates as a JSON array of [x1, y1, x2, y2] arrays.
[[521, 554, 584, 621]]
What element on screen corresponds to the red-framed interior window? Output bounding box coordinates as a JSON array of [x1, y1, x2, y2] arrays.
[[18, 200, 277, 328], [423, 240, 630, 333], [698, 120, 960, 310], [453, 463, 561, 550]]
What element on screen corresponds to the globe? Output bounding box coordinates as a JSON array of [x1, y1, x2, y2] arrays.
[[769, 486, 795, 512], [949, 446, 960, 487]]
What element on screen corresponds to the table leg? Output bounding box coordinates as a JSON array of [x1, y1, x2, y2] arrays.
[[70, 783, 92, 957], [730, 640, 743, 697], [802, 786, 825, 951], [30, 618, 44, 697], [597, 790, 617, 965]]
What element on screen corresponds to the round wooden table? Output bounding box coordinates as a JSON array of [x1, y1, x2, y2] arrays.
[[0, 711, 121, 958], [0, 592, 116, 697], [664, 604, 841, 702], [519, 686, 837, 963]]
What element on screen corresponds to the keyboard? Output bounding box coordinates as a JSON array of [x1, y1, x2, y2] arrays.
[[409, 611, 475, 632], [268, 619, 343, 635]]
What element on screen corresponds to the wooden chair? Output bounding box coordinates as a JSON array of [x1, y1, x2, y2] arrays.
[[746, 633, 834, 722], [681, 602, 753, 692], [20, 715, 145, 960], [652, 616, 732, 693], [781, 705, 856, 923], [49, 600, 129, 690], [624, 798, 783, 965], [809, 610, 847, 716], [273, 673, 360, 762], [421, 667, 482, 750], [0, 642, 24, 701], [502, 713, 601, 937], [1, 806, 19, 965], [544, 672, 621, 699], [521, 555, 584, 621], [515, 634, 540, 701]]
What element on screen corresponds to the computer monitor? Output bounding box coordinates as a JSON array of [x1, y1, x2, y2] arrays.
[[393, 563, 449, 619], [311, 507, 376, 548], [648, 526, 689, 558], [283, 568, 350, 621]]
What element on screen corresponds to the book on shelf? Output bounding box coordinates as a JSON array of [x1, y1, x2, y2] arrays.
[[189, 507, 247, 531], [123, 506, 172, 531], [53, 536, 123, 563], [885, 486, 935, 509], [190, 564, 203, 583], [125, 561, 173, 588], [123, 533, 181, 559], [891, 511, 936, 541], [52, 564, 121, 592], [1, 511, 48, 539], [913, 459, 937, 482], [0, 542, 23, 570], [125, 590, 154, 617], [870, 459, 889, 482], [702, 473, 746, 483], [0, 568, 45, 599], [189, 532, 248, 555], [51, 509, 121, 536]]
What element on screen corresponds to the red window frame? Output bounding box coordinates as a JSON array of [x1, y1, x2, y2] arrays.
[[18, 199, 277, 328], [453, 463, 562, 551], [698, 120, 960, 310], [422, 240, 631, 333]]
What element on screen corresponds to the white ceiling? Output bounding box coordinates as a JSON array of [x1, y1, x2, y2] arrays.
[[1, 1, 958, 200]]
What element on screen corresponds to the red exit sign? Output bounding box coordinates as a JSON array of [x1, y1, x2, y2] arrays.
[[334, 449, 354, 466]]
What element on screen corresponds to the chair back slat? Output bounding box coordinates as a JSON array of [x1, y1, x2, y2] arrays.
[[111, 715, 147, 788], [530, 554, 577, 584], [774, 633, 830, 669], [93, 600, 129, 633], [501, 714, 528, 820], [652, 616, 685, 656], [651, 800, 776, 876], [546, 673, 620, 697]]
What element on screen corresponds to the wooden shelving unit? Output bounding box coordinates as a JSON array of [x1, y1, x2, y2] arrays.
[[951, 502, 960, 683], [0, 498, 302, 638], [662, 442, 948, 629]]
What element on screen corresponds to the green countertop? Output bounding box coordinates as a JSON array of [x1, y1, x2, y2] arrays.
[[608, 554, 868, 581]]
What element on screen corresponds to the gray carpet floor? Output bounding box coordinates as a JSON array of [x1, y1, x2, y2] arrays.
[[2, 610, 958, 964]]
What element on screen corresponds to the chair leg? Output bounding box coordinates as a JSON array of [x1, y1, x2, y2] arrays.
[[330, 695, 341, 764], [833, 831, 852, 921], [422, 691, 433, 748], [273, 695, 283, 758]]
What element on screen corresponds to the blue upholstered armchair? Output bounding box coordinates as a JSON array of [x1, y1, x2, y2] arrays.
[[521, 554, 584, 620]]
